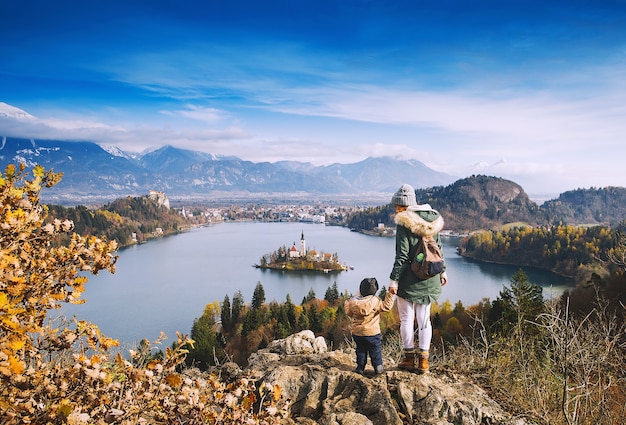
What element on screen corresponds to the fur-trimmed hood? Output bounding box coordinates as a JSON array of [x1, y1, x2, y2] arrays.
[[394, 206, 444, 237]]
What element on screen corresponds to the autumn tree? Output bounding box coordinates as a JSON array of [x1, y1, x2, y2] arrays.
[[0, 164, 118, 419], [0, 164, 290, 424]]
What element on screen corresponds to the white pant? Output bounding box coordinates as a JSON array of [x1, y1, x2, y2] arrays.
[[397, 296, 432, 351]]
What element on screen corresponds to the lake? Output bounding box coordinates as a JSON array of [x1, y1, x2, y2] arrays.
[[61, 221, 573, 346]]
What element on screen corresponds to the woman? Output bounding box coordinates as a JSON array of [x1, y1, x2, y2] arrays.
[[388, 183, 447, 373]]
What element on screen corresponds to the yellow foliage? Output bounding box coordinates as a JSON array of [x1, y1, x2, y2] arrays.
[[7, 336, 25, 351], [8, 355, 24, 375], [0, 164, 289, 424], [272, 384, 282, 402], [99, 209, 126, 225], [439, 300, 453, 315], [56, 399, 73, 417]]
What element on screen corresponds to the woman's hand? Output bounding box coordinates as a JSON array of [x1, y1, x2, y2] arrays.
[[388, 279, 398, 294]]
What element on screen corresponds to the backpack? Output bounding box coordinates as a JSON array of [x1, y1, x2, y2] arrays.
[[410, 235, 445, 280]]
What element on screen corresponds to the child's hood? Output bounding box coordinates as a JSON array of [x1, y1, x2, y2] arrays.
[[348, 295, 379, 315]]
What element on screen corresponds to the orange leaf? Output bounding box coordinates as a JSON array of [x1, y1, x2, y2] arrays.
[[165, 373, 183, 388]]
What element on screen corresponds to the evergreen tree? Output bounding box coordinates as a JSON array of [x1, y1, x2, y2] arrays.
[[324, 282, 339, 304], [509, 269, 545, 336], [232, 290, 245, 324], [487, 269, 544, 337], [274, 304, 292, 338], [285, 294, 297, 329], [432, 312, 442, 329], [309, 303, 322, 333], [221, 295, 232, 332], [187, 303, 223, 369], [297, 309, 310, 330], [302, 287, 316, 304], [241, 310, 255, 336], [251, 282, 266, 310], [378, 285, 387, 300]]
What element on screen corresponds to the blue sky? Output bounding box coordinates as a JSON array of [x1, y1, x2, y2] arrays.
[[1, 0, 625, 196]]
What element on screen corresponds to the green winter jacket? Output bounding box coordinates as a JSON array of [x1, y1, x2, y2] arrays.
[[389, 206, 445, 305]]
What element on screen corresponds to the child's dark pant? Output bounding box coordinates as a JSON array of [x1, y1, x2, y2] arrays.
[[353, 333, 383, 370]]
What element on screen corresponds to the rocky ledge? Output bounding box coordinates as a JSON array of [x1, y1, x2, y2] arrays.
[[214, 331, 528, 425]]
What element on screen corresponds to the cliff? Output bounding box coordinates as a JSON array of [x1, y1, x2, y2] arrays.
[[211, 331, 528, 425]]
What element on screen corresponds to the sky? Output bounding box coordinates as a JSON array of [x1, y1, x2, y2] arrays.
[[1, 0, 625, 196]]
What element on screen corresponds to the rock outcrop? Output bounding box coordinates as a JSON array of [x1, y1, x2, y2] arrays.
[[217, 331, 527, 425]]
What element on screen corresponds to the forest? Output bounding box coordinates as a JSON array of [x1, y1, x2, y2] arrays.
[[459, 222, 625, 279], [47, 195, 189, 246]]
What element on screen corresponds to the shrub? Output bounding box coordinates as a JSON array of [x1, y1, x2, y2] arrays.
[[0, 164, 288, 424]]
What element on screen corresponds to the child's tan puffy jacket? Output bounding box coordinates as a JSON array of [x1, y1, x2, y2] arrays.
[[344, 291, 395, 337]]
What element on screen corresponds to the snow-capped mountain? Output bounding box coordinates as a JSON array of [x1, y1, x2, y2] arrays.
[[0, 136, 458, 203], [0, 102, 34, 119]]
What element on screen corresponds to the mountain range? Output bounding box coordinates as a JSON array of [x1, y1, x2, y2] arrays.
[[0, 136, 458, 204]]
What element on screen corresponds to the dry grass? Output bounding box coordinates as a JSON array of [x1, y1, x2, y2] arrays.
[[440, 295, 626, 425]]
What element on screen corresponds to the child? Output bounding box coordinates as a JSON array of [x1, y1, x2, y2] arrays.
[[344, 277, 396, 375]]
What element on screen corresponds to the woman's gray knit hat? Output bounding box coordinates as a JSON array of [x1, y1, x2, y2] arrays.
[[391, 184, 417, 207]]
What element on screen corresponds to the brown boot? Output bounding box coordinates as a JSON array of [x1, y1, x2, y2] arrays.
[[417, 350, 429, 374], [397, 349, 415, 370]]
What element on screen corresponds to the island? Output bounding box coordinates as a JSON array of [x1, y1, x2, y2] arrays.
[[255, 231, 349, 273]]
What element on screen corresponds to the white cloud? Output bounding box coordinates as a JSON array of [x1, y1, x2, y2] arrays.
[[160, 104, 230, 123]]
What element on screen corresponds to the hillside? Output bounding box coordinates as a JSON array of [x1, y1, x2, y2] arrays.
[[541, 186, 626, 226], [348, 175, 626, 233], [46, 193, 188, 247], [417, 175, 541, 232]]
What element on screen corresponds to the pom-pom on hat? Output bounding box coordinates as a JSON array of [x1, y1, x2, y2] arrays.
[[391, 184, 417, 207], [359, 278, 379, 297]]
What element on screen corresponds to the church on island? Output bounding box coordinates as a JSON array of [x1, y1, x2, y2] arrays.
[[256, 231, 348, 273]]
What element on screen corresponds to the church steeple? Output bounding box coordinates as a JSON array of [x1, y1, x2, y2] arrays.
[[300, 230, 306, 257]]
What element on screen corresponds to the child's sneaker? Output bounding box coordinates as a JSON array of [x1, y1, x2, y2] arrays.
[[374, 364, 384, 375]]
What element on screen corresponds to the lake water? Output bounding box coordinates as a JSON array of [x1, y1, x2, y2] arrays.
[[61, 222, 573, 346]]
